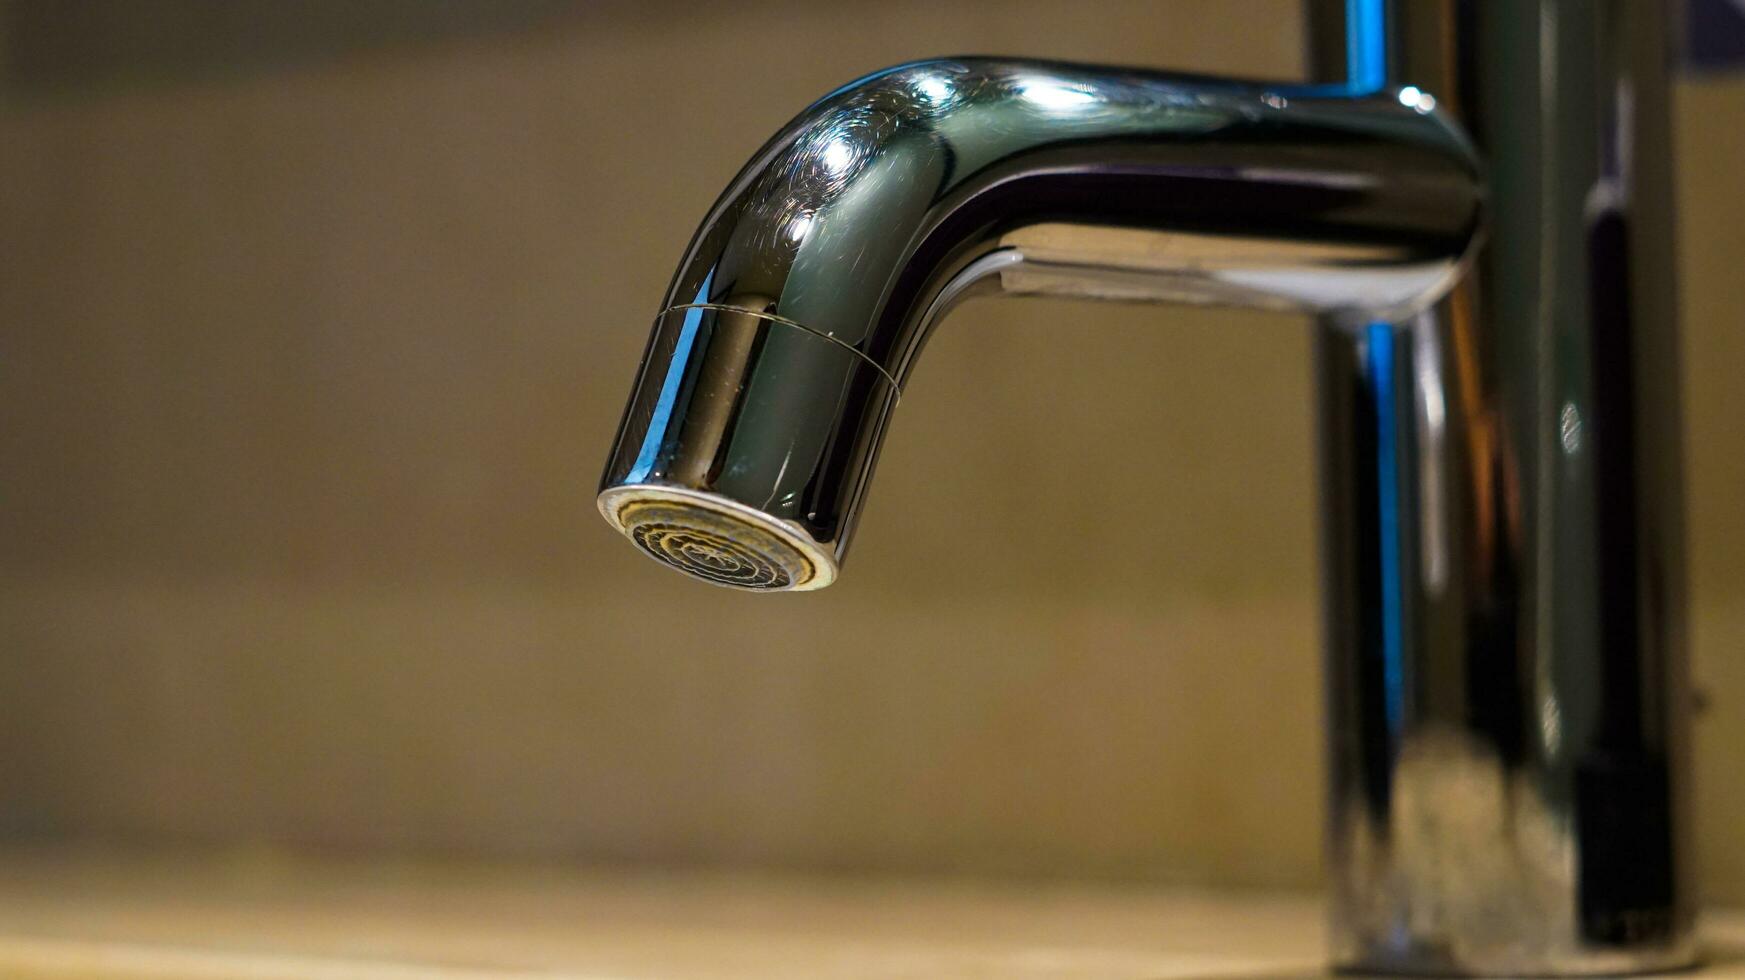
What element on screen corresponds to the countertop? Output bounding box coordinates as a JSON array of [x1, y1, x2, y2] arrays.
[[0, 849, 1739, 978]]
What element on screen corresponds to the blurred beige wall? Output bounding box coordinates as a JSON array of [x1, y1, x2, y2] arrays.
[[0, 2, 1740, 898]]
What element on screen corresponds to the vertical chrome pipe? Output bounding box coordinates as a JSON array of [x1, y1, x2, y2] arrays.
[[1309, 1, 1695, 973]]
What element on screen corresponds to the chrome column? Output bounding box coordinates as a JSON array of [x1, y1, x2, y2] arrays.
[[1310, 1, 1695, 973]]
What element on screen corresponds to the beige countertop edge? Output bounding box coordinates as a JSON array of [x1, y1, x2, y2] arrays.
[[0, 848, 1739, 979]]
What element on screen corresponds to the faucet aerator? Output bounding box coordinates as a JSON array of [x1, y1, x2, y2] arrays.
[[599, 484, 836, 592]]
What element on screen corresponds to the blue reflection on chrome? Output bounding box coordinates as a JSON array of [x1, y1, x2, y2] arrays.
[[625, 269, 714, 484], [1367, 320, 1406, 734], [1347, 0, 1388, 93]]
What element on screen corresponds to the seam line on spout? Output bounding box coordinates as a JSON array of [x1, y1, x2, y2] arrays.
[[663, 303, 902, 397]]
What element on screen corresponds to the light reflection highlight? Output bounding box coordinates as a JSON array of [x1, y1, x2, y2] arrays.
[[1016, 76, 1098, 110], [819, 136, 855, 176], [1398, 85, 1437, 114], [912, 73, 953, 105], [1559, 401, 1584, 455]]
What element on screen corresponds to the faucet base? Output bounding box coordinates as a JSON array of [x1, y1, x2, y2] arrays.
[[1333, 950, 1701, 979]]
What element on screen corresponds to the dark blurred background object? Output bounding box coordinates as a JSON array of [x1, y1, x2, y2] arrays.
[[0, 0, 1740, 902], [1686, 0, 1745, 72]]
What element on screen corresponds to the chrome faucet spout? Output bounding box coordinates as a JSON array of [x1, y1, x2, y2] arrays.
[[599, 58, 1481, 588]]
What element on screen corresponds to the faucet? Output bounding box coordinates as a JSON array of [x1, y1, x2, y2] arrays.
[[596, 1, 1692, 974]]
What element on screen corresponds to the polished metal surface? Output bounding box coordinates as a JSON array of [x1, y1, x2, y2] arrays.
[[600, 58, 1482, 581], [1309, 1, 1695, 974], [598, 7, 1693, 976]]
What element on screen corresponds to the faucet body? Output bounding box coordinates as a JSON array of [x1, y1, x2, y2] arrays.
[[1308, 1, 1692, 972], [599, 1, 1692, 973]]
